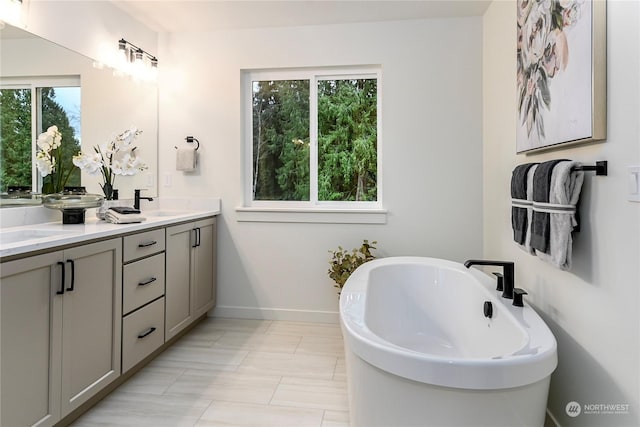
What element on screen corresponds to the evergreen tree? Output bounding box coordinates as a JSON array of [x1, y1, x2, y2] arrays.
[[0, 89, 32, 192], [0, 87, 80, 193], [253, 80, 309, 200], [318, 79, 377, 201], [251, 77, 377, 202], [40, 87, 81, 189]]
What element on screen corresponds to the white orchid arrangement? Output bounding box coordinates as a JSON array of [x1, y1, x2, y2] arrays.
[[73, 127, 148, 200], [36, 125, 76, 193], [517, 0, 584, 139]]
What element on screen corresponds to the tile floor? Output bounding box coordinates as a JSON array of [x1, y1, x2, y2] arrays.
[[71, 318, 349, 427]]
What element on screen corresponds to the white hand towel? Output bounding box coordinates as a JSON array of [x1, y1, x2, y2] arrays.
[[534, 161, 584, 270], [176, 148, 197, 172], [105, 210, 146, 224]]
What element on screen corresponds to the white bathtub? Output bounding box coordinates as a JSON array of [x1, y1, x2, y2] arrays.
[[340, 257, 557, 427]]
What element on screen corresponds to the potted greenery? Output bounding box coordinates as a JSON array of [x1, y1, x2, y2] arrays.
[[328, 240, 377, 295]]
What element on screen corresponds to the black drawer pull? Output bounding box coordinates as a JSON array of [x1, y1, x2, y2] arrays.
[[137, 327, 157, 339], [57, 262, 65, 295], [138, 240, 157, 248], [66, 259, 75, 292], [138, 277, 157, 286]]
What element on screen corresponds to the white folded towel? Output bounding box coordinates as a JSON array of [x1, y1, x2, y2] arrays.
[[105, 209, 146, 224], [176, 148, 197, 172], [534, 161, 584, 270]]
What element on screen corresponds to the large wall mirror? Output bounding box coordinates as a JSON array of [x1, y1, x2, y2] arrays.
[[0, 23, 158, 203]]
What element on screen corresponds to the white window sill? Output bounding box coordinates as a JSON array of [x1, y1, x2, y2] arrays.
[[235, 207, 387, 224]]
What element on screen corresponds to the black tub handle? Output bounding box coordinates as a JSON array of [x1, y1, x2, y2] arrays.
[[137, 327, 156, 339]]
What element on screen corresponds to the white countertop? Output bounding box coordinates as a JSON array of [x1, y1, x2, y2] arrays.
[[0, 198, 221, 260]]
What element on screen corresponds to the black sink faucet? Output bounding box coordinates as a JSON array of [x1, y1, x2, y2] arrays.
[[134, 189, 153, 210], [464, 260, 515, 299]]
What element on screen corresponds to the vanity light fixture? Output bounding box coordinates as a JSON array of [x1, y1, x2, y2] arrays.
[[116, 38, 158, 81], [0, 0, 25, 28]]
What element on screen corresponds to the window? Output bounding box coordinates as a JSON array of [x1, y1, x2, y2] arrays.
[[244, 67, 381, 213], [0, 76, 81, 193]]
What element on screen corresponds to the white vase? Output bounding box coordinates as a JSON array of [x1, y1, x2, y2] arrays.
[[96, 200, 122, 220]]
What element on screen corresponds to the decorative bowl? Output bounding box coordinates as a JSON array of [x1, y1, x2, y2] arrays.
[[43, 192, 104, 224]]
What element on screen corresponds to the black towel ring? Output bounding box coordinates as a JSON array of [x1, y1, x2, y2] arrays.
[[174, 136, 200, 151], [185, 136, 200, 151]]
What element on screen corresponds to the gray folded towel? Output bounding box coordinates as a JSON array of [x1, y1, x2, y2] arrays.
[[534, 161, 584, 270], [511, 163, 538, 245], [531, 159, 568, 254], [520, 164, 538, 254]]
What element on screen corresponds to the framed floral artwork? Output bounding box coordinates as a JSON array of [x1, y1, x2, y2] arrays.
[[516, 0, 606, 153]]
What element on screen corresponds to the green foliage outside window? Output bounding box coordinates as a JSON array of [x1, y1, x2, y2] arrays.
[[0, 87, 80, 193], [0, 89, 32, 192], [252, 80, 310, 201], [318, 79, 377, 201], [252, 76, 378, 202]]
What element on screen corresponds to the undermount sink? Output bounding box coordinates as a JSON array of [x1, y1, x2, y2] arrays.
[[146, 210, 189, 217], [0, 229, 79, 245]]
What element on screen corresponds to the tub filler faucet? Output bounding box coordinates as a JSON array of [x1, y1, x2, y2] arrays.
[[464, 260, 515, 299]]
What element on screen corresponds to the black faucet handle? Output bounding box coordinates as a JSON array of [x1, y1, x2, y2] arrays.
[[513, 288, 528, 307], [492, 272, 504, 292]]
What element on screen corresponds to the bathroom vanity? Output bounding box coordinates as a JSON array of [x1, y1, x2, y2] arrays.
[[0, 201, 219, 427]]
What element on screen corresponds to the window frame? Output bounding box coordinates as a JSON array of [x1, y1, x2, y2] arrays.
[[242, 66, 383, 215], [0, 75, 80, 193]]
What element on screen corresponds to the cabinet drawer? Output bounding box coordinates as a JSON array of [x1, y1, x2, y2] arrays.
[[123, 229, 165, 262], [123, 253, 165, 315], [122, 297, 165, 373]]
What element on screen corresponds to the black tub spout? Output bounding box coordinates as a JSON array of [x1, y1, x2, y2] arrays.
[[464, 260, 515, 299]]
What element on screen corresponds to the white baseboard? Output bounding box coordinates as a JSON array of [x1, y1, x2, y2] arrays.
[[210, 305, 340, 324], [545, 408, 561, 427]]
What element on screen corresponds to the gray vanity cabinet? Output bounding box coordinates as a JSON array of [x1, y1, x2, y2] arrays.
[[59, 239, 122, 415], [0, 238, 122, 427], [165, 217, 217, 341], [1, 251, 63, 427]]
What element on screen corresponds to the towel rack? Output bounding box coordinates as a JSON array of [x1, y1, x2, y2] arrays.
[[174, 136, 200, 151], [573, 160, 607, 176]]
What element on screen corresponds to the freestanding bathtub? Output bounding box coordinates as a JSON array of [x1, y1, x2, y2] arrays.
[[339, 257, 557, 427]]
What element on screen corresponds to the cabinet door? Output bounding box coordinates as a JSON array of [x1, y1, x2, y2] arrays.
[[193, 218, 216, 317], [165, 222, 194, 341], [60, 238, 122, 415], [1, 251, 63, 427]]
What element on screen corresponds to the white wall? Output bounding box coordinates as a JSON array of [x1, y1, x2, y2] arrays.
[[158, 17, 484, 322], [483, 1, 640, 426]]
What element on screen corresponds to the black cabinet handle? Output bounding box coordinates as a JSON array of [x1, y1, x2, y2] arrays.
[[196, 228, 201, 247], [138, 240, 157, 248], [66, 259, 75, 292], [137, 327, 156, 339], [192, 229, 198, 248], [57, 261, 65, 295], [138, 277, 157, 286]]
